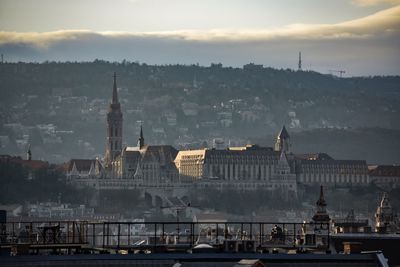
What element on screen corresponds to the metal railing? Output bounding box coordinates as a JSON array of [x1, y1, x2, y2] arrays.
[[1, 221, 330, 252], [0, 221, 88, 245]]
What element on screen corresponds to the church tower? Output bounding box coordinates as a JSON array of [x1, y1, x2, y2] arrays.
[[105, 72, 123, 165], [275, 125, 291, 153]]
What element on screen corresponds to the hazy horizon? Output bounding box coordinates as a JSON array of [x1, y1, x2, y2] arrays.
[[1, 0, 399, 76]]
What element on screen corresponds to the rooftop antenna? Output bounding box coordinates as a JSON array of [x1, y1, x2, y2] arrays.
[[160, 202, 198, 242], [298, 52, 302, 71]]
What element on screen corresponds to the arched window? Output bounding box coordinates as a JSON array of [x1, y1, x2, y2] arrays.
[[115, 140, 118, 149]]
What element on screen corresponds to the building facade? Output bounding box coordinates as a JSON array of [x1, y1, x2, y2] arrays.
[[65, 74, 378, 194], [174, 144, 297, 197], [369, 165, 400, 190], [295, 153, 369, 186], [102, 74, 178, 189]]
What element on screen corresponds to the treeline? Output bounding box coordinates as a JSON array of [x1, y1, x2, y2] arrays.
[[1, 60, 399, 104], [0, 161, 92, 205]]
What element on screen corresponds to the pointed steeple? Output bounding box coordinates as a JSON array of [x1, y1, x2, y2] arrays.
[[312, 185, 330, 222], [112, 72, 119, 104], [275, 125, 291, 153], [278, 125, 290, 139], [105, 72, 123, 165], [27, 144, 32, 161], [316, 185, 327, 207], [137, 124, 145, 149], [375, 192, 396, 233]]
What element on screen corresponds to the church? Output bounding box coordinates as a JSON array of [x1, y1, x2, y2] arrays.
[[66, 73, 370, 193], [103, 73, 179, 188]]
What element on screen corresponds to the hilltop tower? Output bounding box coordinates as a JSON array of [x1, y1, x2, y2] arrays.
[[275, 126, 291, 153], [104, 72, 123, 165], [298, 51, 302, 71]]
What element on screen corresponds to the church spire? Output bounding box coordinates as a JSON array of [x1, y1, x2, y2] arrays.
[[312, 185, 330, 222], [316, 185, 326, 207], [112, 72, 118, 104], [27, 144, 32, 161], [137, 124, 145, 149], [105, 72, 123, 166]]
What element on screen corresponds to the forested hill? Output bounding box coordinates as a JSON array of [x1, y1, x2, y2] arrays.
[[0, 61, 399, 164], [1, 61, 399, 100]]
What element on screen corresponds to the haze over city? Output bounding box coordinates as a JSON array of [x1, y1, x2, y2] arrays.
[[1, 1, 400, 266], [1, 0, 400, 76]]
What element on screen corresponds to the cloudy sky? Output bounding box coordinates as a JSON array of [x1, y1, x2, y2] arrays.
[[0, 0, 399, 76]]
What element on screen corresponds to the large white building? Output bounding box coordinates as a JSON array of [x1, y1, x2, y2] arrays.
[[174, 144, 297, 198], [66, 74, 387, 194]]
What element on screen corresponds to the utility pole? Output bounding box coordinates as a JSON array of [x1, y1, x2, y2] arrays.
[[160, 202, 197, 243]]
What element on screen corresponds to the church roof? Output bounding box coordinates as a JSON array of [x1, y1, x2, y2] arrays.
[[123, 149, 141, 163], [0, 155, 49, 170], [278, 126, 290, 139], [141, 145, 178, 166], [67, 159, 96, 172]]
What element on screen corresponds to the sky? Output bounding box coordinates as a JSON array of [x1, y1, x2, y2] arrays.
[[0, 0, 399, 76]]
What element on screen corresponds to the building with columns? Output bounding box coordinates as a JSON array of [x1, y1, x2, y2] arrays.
[[174, 144, 297, 196], [294, 153, 369, 186]]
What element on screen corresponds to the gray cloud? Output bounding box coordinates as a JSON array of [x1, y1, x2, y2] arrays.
[[0, 6, 399, 76]]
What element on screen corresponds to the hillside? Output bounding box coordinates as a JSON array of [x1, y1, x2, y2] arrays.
[[0, 61, 399, 164]]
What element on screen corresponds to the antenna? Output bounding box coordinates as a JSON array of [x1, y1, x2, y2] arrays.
[[298, 52, 302, 71], [329, 69, 346, 78], [160, 202, 198, 242]]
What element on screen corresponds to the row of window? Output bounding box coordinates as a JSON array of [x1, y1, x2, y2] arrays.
[[302, 173, 368, 183], [109, 125, 121, 137]]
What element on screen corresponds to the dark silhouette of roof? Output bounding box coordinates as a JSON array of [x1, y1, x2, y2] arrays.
[[0, 155, 49, 170], [369, 165, 400, 177], [278, 125, 290, 139], [0, 252, 387, 266]]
